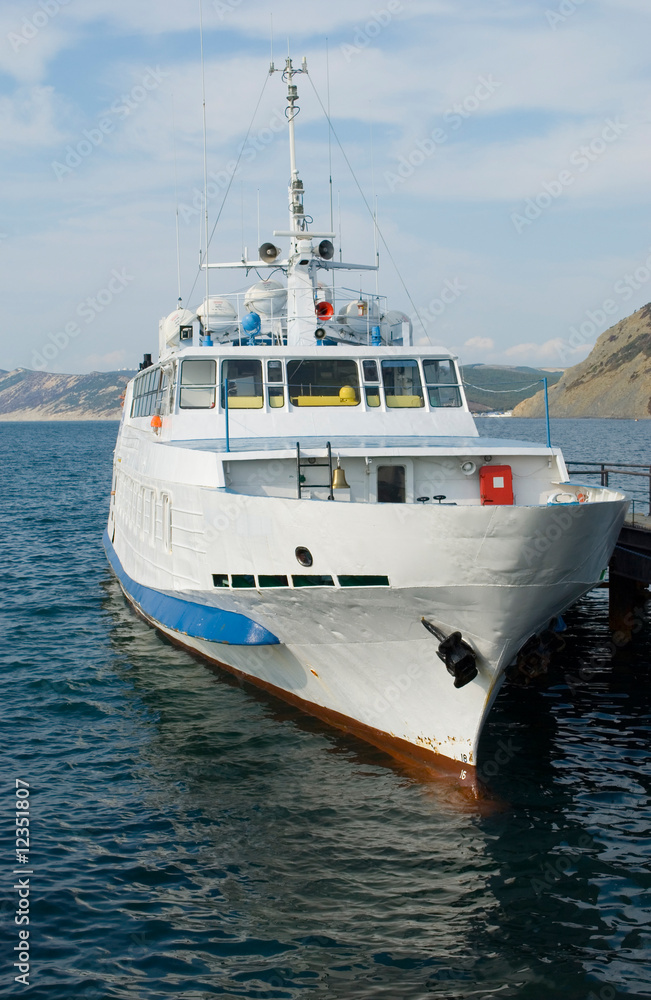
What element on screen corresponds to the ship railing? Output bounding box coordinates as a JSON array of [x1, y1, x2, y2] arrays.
[[204, 287, 389, 340], [566, 460, 651, 518]]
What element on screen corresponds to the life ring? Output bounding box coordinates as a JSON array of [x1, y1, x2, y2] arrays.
[[547, 491, 578, 505]]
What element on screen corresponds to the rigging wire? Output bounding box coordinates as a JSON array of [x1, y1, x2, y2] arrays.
[[184, 72, 270, 306], [305, 73, 427, 337]]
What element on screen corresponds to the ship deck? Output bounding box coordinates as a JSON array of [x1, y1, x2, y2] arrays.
[[160, 434, 559, 458]]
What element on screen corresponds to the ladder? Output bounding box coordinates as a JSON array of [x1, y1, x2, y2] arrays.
[[296, 441, 334, 500]]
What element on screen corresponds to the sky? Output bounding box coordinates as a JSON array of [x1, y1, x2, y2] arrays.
[[1, 0, 650, 374]]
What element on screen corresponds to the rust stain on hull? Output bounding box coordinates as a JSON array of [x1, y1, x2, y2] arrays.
[[118, 582, 480, 797]]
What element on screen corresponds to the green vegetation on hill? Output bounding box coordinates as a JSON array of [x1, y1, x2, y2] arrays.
[[460, 365, 563, 412]]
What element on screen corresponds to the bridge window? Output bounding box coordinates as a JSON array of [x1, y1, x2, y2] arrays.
[[423, 359, 461, 407], [288, 359, 360, 406], [267, 360, 285, 408], [131, 367, 167, 418], [362, 359, 380, 407], [221, 359, 263, 409], [179, 360, 215, 409], [381, 360, 424, 408]]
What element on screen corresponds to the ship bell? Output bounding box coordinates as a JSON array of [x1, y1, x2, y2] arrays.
[[332, 459, 350, 490]]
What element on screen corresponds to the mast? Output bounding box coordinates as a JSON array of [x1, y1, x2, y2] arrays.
[[281, 56, 317, 346]]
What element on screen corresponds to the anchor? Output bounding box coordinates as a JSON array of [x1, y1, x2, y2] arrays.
[[421, 618, 478, 688]]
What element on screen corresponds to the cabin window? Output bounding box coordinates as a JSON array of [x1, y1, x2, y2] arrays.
[[362, 360, 379, 382], [179, 359, 216, 409], [161, 493, 172, 549], [362, 359, 380, 407], [267, 360, 285, 408], [287, 359, 360, 406], [377, 466, 406, 503], [381, 360, 424, 408], [221, 359, 263, 409], [130, 367, 167, 418], [423, 359, 462, 408]]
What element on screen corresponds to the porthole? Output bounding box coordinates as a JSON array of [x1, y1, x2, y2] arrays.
[[295, 546, 313, 567]]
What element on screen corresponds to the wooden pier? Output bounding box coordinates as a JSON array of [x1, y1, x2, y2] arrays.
[[567, 462, 651, 639]]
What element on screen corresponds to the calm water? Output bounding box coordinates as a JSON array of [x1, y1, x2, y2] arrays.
[[2, 419, 651, 1000]]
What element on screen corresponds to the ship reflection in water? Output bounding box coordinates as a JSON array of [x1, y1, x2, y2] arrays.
[[97, 569, 651, 999]]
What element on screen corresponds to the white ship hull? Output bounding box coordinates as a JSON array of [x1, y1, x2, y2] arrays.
[[104, 54, 629, 789], [104, 459, 627, 787]]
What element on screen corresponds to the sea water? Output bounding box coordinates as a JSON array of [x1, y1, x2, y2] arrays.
[[2, 419, 651, 1000]]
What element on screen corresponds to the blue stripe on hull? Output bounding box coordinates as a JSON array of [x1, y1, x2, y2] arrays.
[[103, 530, 279, 646]]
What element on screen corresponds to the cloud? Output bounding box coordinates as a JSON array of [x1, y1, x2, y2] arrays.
[[80, 349, 129, 370], [0, 86, 68, 146], [2, 0, 651, 373], [502, 338, 590, 365], [464, 336, 494, 350]]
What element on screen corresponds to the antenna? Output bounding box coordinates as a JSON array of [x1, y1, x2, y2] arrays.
[[337, 190, 342, 261], [325, 38, 335, 300], [374, 196, 380, 297], [199, 0, 209, 311], [172, 93, 182, 307], [240, 180, 245, 260], [269, 14, 274, 72], [326, 38, 334, 234], [371, 123, 379, 295]]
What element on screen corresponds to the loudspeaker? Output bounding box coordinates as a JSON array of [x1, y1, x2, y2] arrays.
[[259, 242, 280, 262], [318, 239, 334, 260]]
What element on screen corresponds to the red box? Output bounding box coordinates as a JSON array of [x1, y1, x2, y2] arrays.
[[479, 465, 514, 505]]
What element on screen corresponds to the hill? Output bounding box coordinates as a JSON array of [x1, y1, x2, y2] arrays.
[[0, 369, 135, 421], [460, 365, 563, 413], [513, 303, 651, 418]]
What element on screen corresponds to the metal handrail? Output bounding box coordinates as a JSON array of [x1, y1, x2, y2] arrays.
[[566, 460, 651, 515]]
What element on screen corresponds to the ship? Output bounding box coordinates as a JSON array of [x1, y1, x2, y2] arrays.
[[104, 56, 628, 788]]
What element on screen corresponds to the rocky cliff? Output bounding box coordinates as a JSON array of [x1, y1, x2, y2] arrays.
[[513, 304, 651, 418], [0, 369, 135, 420]]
